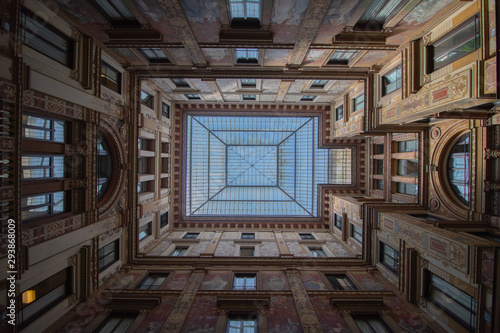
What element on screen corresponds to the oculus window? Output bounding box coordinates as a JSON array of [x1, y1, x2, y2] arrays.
[[185, 116, 352, 217]]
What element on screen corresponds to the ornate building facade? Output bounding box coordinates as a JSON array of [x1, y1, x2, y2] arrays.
[[0, 0, 499, 332]]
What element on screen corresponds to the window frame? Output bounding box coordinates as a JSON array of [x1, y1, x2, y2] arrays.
[[141, 91, 154, 109], [185, 94, 201, 100], [170, 246, 189, 256], [138, 48, 171, 63], [101, 61, 122, 94], [232, 273, 257, 290], [21, 191, 67, 222], [334, 213, 343, 231], [239, 246, 255, 257], [300, 95, 316, 102], [309, 247, 327, 257], [138, 222, 151, 241], [379, 241, 399, 275], [397, 140, 418, 152], [299, 233, 315, 240], [99, 239, 119, 272], [353, 94, 365, 112], [382, 65, 401, 96], [183, 232, 200, 239], [235, 48, 259, 64], [325, 273, 358, 291], [446, 132, 470, 205], [21, 155, 66, 180], [351, 224, 363, 243], [352, 314, 394, 333], [327, 50, 359, 65], [22, 114, 67, 143], [241, 233, 255, 239], [93, 313, 137, 333], [229, 0, 261, 28], [226, 313, 258, 333], [136, 273, 169, 290], [396, 182, 418, 196], [160, 211, 169, 229], [88, 0, 139, 26], [335, 105, 344, 121]]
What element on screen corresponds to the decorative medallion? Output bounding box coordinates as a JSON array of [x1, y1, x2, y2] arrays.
[[429, 197, 440, 211], [430, 127, 441, 140]]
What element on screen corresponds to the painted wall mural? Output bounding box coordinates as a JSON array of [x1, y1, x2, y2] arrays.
[[200, 271, 230, 290], [261, 271, 290, 290], [310, 296, 350, 332], [182, 296, 218, 332], [385, 297, 434, 333], [136, 296, 179, 333], [165, 271, 191, 290], [301, 271, 328, 290], [267, 296, 303, 333], [349, 271, 388, 291]]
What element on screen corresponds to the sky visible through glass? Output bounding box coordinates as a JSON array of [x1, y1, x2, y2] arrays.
[[185, 115, 350, 217]]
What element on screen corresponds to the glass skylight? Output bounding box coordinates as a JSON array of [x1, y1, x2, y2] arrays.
[[185, 116, 351, 217]]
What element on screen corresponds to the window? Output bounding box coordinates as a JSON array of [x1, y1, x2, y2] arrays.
[[397, 159, 418, 177], [447, 133, 470, 205], [397, 140, 418, 152], [374, 179, 384, 190], [233, 273, 257, 290], [396, 182, 417, 196], [170, 247, 188, 256], [101, 62, 121, 93], [335, 105, 344, 121], [241, 233, 255, 239], [171, 78, 190, 88], [382, 66, 401, 96], [97, 131, 113, 202], [334, 214, 343, 230], [162, 103, 170, 118], [229, 0, 261, 28], [328, 50, 359, 65], [22, 156, 65, 180], [185, 94, 201, 100], [351, 224, 363, 243], [353, 94, 364, 111], [374, 144, 384, 154], [137, 273, 169, 290], [374, 159, 384, 174], [311, 79, 328, 88], [138, 223, 151, 241], [300, 95, 316, 101], [141, 91, 154, 109], [241, 79, 256, 88], [183, 232, 199, 239], [17, 268, 71, 328], [99, 240, 119, 272], [309, 248, 327, 257], [21, 191, 66, 221], [408, 214, 443, 221], [242, 94, 256, 100], [160, 212, 169, 228], [299, 233, 315, 240], [22, 114, 66, 143], [138, 48, 170, 63], [240, 247, 255, 257], [89, 0, 137, 24], [94, 313, 136, 333], [19, 7, 74, 67], [325, 274, 357, 290], [226, 314, 258, 333], [425, 271, 477, 331], [352, 314, 393, 333], [235, 48, 259, 64], [428, 15, 480, 72], [380, 242, 399, 274], [137, 158, 150, 174], [137, 181, 151, 194]]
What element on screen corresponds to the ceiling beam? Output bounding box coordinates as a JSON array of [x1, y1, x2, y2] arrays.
[[156, 0, 207, 66], [287, 0, 332, 66], [384, 0, 422, 29], [202, 78, 225, 102], [344, 0, 373, 29]]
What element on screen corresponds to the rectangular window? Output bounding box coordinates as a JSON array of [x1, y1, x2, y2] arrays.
[[425, 271, 477, 331], [22, 155, 65, 179], [328, 50, 359, 65], [185, 94, 201, 100], [240, 247, 255, 257], [241, 78, 256, 88], [99, 239, 119, 272], [226, 314, 258, 333], [137, 273, 169, 290], [352, 314, 393, 333], [325, 274, 357, 291], [374, 179, 384, 190], [380, 242, 399, 274], [396, 182, 418, 196], [170, 247, 188, 256], [397, 159, 418, 177], [137, 158, 150, 174], [137, 181, 152, 194], [242, 94, 256, 100], [353, 94, 364, 111], [397, 140, 418, 152], [89, 0, 137, 23], [300, 95, 316, 101], [171, 78, 190, 87], [17, 268, 71, 328], [428, 15, 480, 72], [409, 213, 443, 221], [311, 79, 328, 88], [351, 224, 363, 243], [334, 213, 343, 231], [241, 233, 255, 239], [138, 138, 152, 151], [235, 48, 259, 64], [94, 314, 136, 333], [335, 105, 344, 121], [374, 159, 384, 174], [183, 232, 199, 239], [233, 273, 257, 290], [160, 212, 169, 228], [141, 91, 154, 109], [101, 62, 121, 93], [22, 115, 66, 143], [21, 191, 66, 221], [382, 65, 401, 96], [138, 48, 170, 63], [309, 248, 327, 257], [299, 233, 315, 240], [162, 103, 170, 118], [374, 144, 384, 155], [138, 223, 151, 241], [19, 7, 74, 67], [229, 0, 261, 27]]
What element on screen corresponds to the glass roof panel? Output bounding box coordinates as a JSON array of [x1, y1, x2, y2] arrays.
[[185, 115, 350, 217]]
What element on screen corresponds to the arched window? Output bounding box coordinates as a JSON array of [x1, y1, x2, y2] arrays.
[[97, 130, 113, 202], [447, 133, 470, 205]]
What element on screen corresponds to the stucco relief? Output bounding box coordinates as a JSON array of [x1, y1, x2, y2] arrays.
[[214, 241, 236, 256]]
